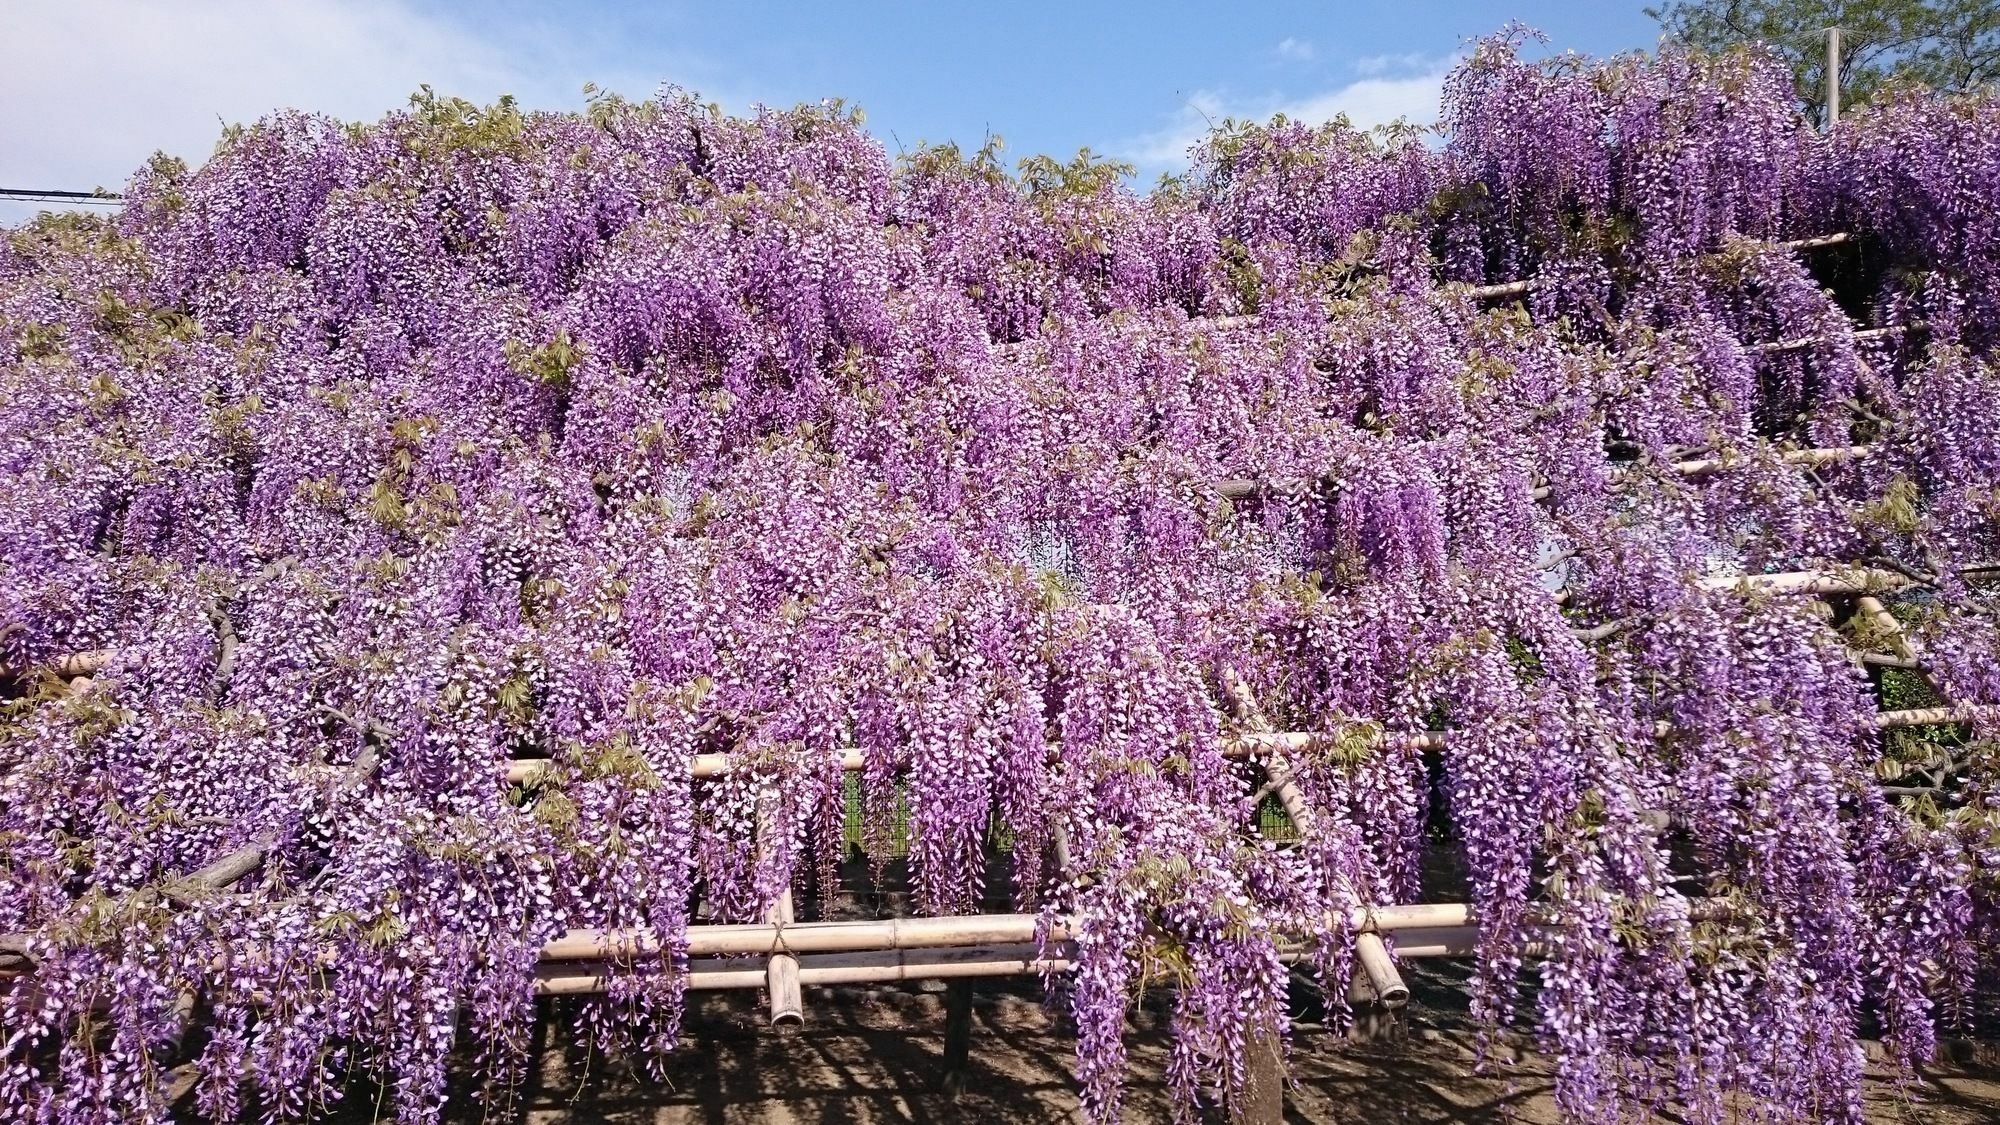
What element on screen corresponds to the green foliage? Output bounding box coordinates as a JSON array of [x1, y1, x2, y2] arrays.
[[1505, 635, 1546, 680], [1217, 238, 1263, 313], [366, 415, 460, 539], [1017, 147, 1135, 200], [503, 331, 584, 388], [581, 81, 665, 132], [403, 85, 528, 155], [897, 135, 1010, 187], [1649, 0, 2000, 125], [782, 97, 867, 140], [1301, 719, 1389, 771], [1861, 474, 1923, 533]]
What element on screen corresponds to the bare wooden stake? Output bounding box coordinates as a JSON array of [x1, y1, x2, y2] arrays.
[[940, 978, 974, 1095], [1232, 1024, 1287, 1125], [757, 798, 804, 1028], [765, 888, 803, 1028], [1223, 668, 1411, 1020], [1354, 932, 1410, 1008]]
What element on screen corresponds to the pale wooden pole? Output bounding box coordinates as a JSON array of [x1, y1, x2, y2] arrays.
[[756, 797, 803, 1027], [1827, 27, 1843, 127]]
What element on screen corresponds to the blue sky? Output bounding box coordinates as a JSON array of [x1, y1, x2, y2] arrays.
[[3, 1, 1666, 224]]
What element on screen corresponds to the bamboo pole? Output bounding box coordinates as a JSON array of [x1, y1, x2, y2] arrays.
[[1750, 324, 1912, 355], [545, 914, 1064, 961], [55, 650, 112, 678], [764, 888, 804, 1026], [0, 741, 383, 974], [1326, 443, 1868, 509], [1784, 232, 1853, 252], [505, 729, 1443, 787], [1222, 668, 1408, 1011], [504, 663, 1986, 791], [1876, 705, 1998, 729], [987, 233, 1858, 354], [1463, 278, 1535, 300], [1458, 233, 1855, 301], [536, 942, 1072, 995], [1854, 595, 1918, 662], [1671, 445, 1870, 478], [1697, 568, 1910, 595], [0, 649, 113, 680], [543, 903, 1497, 964], [532, 920, 1599, 997], [757, 796, 804, 1027], [1353, 934, 1410, 1008], [507, 748, 866, 785]]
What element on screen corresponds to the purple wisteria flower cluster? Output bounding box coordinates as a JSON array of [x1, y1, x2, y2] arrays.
[[2, 32, 1998, 1124]]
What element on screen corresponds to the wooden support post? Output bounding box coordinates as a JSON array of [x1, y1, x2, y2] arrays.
[[757, 796, 803, 1028], [1232, 1024, 1286, 1125], [940, 978, 974, 1096], [765, 887, 802, 1028], [1219, 666, 1403, 1121], [1353, 932, 1410, 1008], [1855, 595, 1917, 661], [1223, 668, 1410, 1016]]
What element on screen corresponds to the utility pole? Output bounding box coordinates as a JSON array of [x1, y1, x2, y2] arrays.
[[1826, 26, 1843, 127]]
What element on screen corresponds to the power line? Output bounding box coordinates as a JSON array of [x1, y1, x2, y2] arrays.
[[0, 188, 124, 206]]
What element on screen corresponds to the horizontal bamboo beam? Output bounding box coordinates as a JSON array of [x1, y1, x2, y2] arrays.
[[546, 913, 1065, 962], [1750, 323, 1915, 355], [504, 664, 1986, 790], [1463, 277, 1533, 300], [504, 728, 1445, 786], [1672, 445, 1869, 478], [1213, 442, 1862, 504], [1, 649, 112, 681], [1697, 567, 1909, 594], [536, 941, 1072, 996], [532, 911, 1681, 996], [1494, 444, 1866, 505], [542, 902, 1601, 965], [531, 932, 1478, 997], [1459, 233, 1854, 301], [1781, 232, 1857, 252], [991, 234, 1857, 357], [1876, 705, 1998, 729]]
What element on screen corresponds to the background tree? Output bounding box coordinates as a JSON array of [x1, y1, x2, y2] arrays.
[[1648, 0, 2000, 125]]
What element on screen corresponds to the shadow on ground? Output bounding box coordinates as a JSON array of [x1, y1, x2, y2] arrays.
[[298, 978, 2000, 1125]]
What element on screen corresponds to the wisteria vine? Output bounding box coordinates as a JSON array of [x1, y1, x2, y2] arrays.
[[3, 30, 1999, 1125]]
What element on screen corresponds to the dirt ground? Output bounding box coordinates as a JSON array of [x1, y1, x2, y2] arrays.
[[350, 980, 2000, 1125]]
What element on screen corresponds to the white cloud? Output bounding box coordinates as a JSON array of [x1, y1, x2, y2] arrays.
[[1118, 55, 1457, 178], [1354, 51, 1436, 77], [0, 0, 680, 225], [1274, 37, 1316, 63]]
